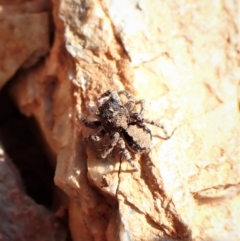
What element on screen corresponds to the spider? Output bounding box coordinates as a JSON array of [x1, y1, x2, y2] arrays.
[[82, 90, 171, 171]]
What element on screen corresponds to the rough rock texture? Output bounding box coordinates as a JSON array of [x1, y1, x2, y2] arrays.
[[0, 143, 65, 241], [0, 0, 50, 88], [5, 0, 240, 241]]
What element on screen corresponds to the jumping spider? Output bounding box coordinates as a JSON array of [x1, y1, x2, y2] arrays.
[[82, 90, 171, 171]]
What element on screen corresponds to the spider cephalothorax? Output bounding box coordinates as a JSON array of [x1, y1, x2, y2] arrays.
[[82, 90, 170, 170]]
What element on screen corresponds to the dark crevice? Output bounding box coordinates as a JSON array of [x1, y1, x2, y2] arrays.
[[0, 87, 54, 208]]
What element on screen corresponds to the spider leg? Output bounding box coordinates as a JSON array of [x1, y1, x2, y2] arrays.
[[135, 99, 146, 116], [119, 90, 146, 116], [117, 137, 138, 171], [84, 129, 106, 143], [100, 132, 120, 159], [129, 113, 152, 138], [100, 90, 114, 98], [100, 90, 121, 102], [143, 119, 170, 140], [82, 117, 101, 129], [130, 113, 170, 140], [118, 90, 135, 111], [138, 122, 152, 138]]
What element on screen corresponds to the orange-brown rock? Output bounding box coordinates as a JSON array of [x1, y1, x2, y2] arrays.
[[0, 0, 50, 88], [6, 0, 240, 240]]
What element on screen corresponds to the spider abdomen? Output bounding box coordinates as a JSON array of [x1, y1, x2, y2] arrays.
[[123, 125, 152, 153]]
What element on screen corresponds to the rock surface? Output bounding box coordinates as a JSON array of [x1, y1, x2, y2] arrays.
[[0, 0, 50, 88], [0, 143, 65, 241], [5, 0, 240, 240]]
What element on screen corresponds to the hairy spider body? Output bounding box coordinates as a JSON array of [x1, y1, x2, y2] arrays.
[[97, 90, 129, 132], [123, 124, 151, 153], [82, 90, 170, 170]]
